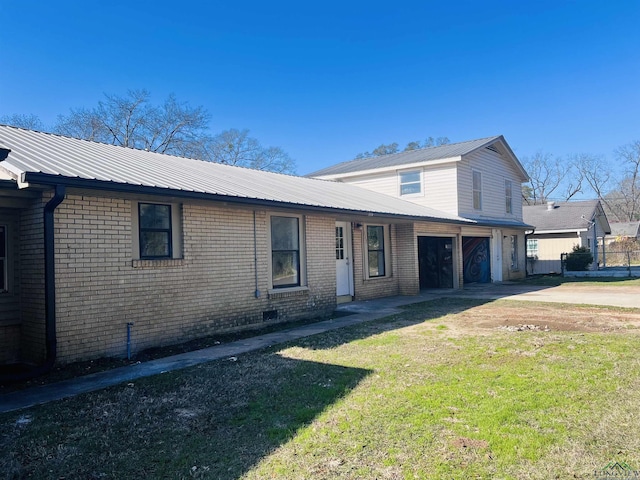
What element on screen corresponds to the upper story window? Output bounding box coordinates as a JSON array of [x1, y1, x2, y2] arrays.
[[505, 180, 513, 214], [271, 215, 303, 288], [139, 203, 172, 259], [473, 171, 483, 210], [399, 170, 422, 196], [0, 226, 6, 292], [366, 225, 387, 277]]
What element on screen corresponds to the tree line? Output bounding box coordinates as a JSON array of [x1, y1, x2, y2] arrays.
[[521, 144, 640, 222], [1, 90, 296, 174]]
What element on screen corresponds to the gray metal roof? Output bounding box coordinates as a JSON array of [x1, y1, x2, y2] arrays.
[[609, 221, 640, 238], [523, 200, 610, 232], [0, 125, 473, 223], [307, 135, 525, 178]]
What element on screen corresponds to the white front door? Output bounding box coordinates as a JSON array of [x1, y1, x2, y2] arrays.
[[336, 222, 354, 297]]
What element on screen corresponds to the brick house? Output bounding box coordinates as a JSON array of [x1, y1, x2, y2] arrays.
[[0, 126, 529, 368]]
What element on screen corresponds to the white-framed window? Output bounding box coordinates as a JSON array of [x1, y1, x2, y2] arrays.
[[473, 171, 483, 210], [132, 201, 183, 260], [527, 238, 538, 258], [399, 170, 422, 196], [505, 180, 513, 214], [270, 214, 306, 288], [510, 235, 519, 271], [366, 225, 389, 278], [0, 225, 6, 292]]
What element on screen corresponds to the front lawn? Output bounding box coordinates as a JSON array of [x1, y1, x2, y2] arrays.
[[2, 298, 640, 479]]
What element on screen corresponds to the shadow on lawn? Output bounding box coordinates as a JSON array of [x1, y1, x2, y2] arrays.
[[2, 354, 372, 480]]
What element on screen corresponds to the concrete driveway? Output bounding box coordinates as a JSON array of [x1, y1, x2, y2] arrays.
[[445, 282, 640, 309]]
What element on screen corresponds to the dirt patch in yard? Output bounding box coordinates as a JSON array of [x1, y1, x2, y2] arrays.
[[446, 301, 640, 334]]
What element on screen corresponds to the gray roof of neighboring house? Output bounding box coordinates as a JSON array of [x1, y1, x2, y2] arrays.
[[609, 221, 640, 238], [307, 135, 527, 179], [0, 125, 473, 223], [523, 200, 611, 233]]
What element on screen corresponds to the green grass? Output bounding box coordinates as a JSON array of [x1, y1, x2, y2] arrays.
[[2, 299, 640, 479]]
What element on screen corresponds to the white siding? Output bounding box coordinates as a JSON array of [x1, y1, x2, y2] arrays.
[[345, 172, 398, 197], [457, 148, 524, 221], [336, 164, 459, 215]]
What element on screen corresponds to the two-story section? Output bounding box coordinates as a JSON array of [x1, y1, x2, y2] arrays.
[[309, 135, 531, 286]]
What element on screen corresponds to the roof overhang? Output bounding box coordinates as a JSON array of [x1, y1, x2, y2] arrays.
[[314, 156, 463, 180], [22, 171, 476, 225]]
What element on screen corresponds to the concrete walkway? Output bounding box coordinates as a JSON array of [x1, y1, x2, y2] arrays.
[[2, 282, 639, 413]]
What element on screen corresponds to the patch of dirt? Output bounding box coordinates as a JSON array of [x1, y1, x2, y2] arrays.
[[448, 303, 640, 335], [452, 437, 489, 450]]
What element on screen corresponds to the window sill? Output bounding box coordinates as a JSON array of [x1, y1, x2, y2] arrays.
[[268, 286, 309, 299], [132, 258, 185, 268], [364, 275, 389, 281]]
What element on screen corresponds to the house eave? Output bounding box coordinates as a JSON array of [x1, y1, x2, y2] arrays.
[[313, 156, 463, 180], [22, 171, 475, 225]]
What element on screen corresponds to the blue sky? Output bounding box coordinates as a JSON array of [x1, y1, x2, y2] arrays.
[[1, 1, 638, 175]]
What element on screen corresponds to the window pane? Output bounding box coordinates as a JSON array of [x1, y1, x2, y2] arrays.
[[400, 183, 421, 195], [400, 171, 421, 183], [272, 251, 300, 287], [140, 204, 170, 229], [271, 216, 299, 250], [368, 251, 385, 277], [336, 227, 344, 260], [141, 231, 170, 257], [367, 226, 383, 249]]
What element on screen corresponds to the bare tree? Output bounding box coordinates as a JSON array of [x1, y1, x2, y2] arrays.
[[54, 89, 211, 158], [50, 90, 296, 173], [0, 113, 46, 131], [521, 151, 566, 204], [205, 128, 296, 174]]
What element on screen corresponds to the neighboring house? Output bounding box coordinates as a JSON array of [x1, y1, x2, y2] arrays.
[[606, 221, 640, 244], [523, 200, 611, 274], [0, 127, 529, 368], [309, 135, 531, 288]]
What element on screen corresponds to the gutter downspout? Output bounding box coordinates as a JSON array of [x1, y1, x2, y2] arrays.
[[0, 185, 65, 383], [44, 185, 66, 365]]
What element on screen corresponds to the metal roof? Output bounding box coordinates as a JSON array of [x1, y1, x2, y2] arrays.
[[307, 135, 527, 178], [0, 125, 473, 223], [523, 200, 611, 233]]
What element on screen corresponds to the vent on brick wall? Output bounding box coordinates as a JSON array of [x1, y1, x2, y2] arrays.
[[263, 310, 278, 321]]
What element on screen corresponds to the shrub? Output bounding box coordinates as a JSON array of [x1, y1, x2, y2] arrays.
[[564, 245, 593, 271]]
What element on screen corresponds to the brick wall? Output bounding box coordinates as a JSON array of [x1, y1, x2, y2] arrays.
[[50, 192, 337, 363], [352, 223, 400, 301], [19, 196, 47, 363]]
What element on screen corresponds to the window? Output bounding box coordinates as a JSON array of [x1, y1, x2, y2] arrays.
[[399, 170, 421, 196], [0, 226, 6, 292], [505, 180, 513, 214], [367, 225, 386, 277], [510, 235, 519, 270], [139, 203, 172, 259], [473, 171, 482, 210], [336, 226, 344, 260], [271, 216, 301, 288], [527, 238, 538, 258]]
